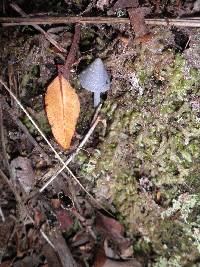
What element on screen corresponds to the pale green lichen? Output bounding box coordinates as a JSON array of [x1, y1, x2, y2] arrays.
[[161, 194, 199, 222], [153, 255, 182, 267], [168, 54, 200, 99], [161, 194, 200, 254]]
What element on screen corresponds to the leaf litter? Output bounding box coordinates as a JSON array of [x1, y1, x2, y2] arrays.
[[45, 75, 80, 149], [0, 0, 200, 267]]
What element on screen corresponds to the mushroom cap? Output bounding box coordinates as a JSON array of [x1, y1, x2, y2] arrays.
[[79, 58, 110, 93]]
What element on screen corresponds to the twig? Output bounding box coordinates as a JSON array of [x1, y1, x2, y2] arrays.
[[1, 16, 200, 28], [0, 16, 129, 26], [0, 98, 10, 173], [40, 228, 55, 249], [145, 18, 200, 27], [10, 3, 66, 53], [91, 103, 102, 125], [63, 24, 81, 80], [0, 206, 5, 222], [40, 116, 100, 192], [50, 231, 77, 267], [0, 79, 99, 205]]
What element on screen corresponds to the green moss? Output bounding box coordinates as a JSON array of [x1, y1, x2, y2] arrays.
[[21, 110, 51, 135], [78, 34, 200, 265], [168, 54, 200, 99]]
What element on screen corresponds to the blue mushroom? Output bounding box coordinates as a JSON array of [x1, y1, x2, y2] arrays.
[[79, 58, 110, 107]]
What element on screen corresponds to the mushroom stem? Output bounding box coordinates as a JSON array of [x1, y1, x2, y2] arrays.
[[94, 92, 101, 107]]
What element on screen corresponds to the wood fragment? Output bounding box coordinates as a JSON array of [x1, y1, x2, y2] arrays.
[[8, 63, 19, 113], [42, 243, 63, 267], [128, 7, 150, 37], [112, 0, 139, 10], [0, 98, 10, 174], [63, 24, 81, 80], [49, 231, 78, 267], [1, 16, 200, 28]]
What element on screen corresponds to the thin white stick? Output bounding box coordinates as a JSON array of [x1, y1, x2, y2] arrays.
[[26, 214, 55, 248], [40, 229, 55, 248], [0, 206, 5, 222], [145, 18, 200, 27], [40, 116, 100, 192], [0, 79, 94, 198]]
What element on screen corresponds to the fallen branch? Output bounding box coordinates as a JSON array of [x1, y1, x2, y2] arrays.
[[1, 16, 200, 28]]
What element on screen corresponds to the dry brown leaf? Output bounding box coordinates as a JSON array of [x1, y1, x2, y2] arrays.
[[45, 75, 80, 149]]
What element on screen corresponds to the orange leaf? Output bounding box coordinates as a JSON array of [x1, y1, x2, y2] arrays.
[[45, 75, 80, 149]]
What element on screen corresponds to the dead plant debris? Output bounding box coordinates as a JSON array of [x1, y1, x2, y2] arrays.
[[0, 0, 200, 267]]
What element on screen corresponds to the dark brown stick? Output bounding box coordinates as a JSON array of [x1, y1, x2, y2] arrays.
[[42, 243, 63, 267], [0, 99, 10, 174], [64, 24, 81, 72], [49, 232, 78, 267], [1, 16, 200, 28], [62, 24, 81, 79]]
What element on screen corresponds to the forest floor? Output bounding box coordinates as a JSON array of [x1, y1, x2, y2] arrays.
[[0, 1, 200, 267]]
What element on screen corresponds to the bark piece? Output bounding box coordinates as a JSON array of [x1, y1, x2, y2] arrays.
[[49, 232, 77, 267], [128, 7, 150, 37], [10, 156, 35, 193]]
